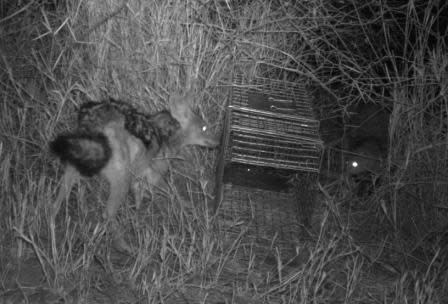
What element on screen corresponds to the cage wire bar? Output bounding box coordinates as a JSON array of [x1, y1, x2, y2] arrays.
[[216, 74, 322, 196], [215, 74, 322, 253], [226, 75, 321, 171]]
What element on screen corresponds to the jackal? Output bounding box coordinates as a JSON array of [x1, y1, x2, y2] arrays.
[[51, 93, 219, 219], [345, 137, 385, 177]]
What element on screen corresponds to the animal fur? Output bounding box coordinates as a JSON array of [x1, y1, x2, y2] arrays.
[[78, 98, 179, 148], [50, 132, 111, 177], [51, 92, 219, 219]]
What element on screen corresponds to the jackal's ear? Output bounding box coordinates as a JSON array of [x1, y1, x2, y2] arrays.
[[183, 86, 196, 102], [170, 88, 194, 106], [170, 90, 194, 123]]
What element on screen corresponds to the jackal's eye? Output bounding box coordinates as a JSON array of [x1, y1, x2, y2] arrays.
[[351, 161, 359, 168], [202, 125, 207, 132]]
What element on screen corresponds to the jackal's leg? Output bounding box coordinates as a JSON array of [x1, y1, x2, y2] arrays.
[[101, 143, 131, 219], [131, 178, 158, 210], [131, 179, 144, 210], [131, 167, 170, 209], [54, 165, 79, 217], [109, 218, 133, 254], [103, 169, 131, 219], [101, 124, 133, 219]]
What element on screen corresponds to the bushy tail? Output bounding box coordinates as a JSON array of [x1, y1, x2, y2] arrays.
[[50, 132, 112, 177]]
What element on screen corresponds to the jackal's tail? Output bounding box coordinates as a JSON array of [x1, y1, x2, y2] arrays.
[[50, 132, 112, 177]]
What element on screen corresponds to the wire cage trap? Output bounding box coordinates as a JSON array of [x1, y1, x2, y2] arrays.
[[215, 74, 322, 254]]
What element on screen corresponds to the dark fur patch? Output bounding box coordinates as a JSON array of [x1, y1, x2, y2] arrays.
[[50, 132, 112, 177], [150, 110, 181, 140], [124, 111, 161, 147], [78, 98, 180, 148], [78, 101, 123, 131], [126, 110, 181, 147]]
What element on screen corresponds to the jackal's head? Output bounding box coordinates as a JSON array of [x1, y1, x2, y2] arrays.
[[345, 138, 384, 176], [169, 91, 219, 149]]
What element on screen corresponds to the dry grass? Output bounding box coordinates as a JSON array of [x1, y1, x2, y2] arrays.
[[1, 0, 447, 303]]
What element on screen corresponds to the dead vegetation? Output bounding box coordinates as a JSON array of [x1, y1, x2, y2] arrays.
[[0, 0, 447, 303]]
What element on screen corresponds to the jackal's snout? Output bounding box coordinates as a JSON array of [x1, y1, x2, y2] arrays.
[[183, 119, 220, 149], [199, 130, 220, 148]]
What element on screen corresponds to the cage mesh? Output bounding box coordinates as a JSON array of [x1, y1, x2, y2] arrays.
[[215, 74, 321, 256], [224, 74, 322, 173]]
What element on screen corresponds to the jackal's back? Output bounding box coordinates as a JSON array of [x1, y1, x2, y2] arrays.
[[78, 99, 180, 148], [78, 101, 124, 131]]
